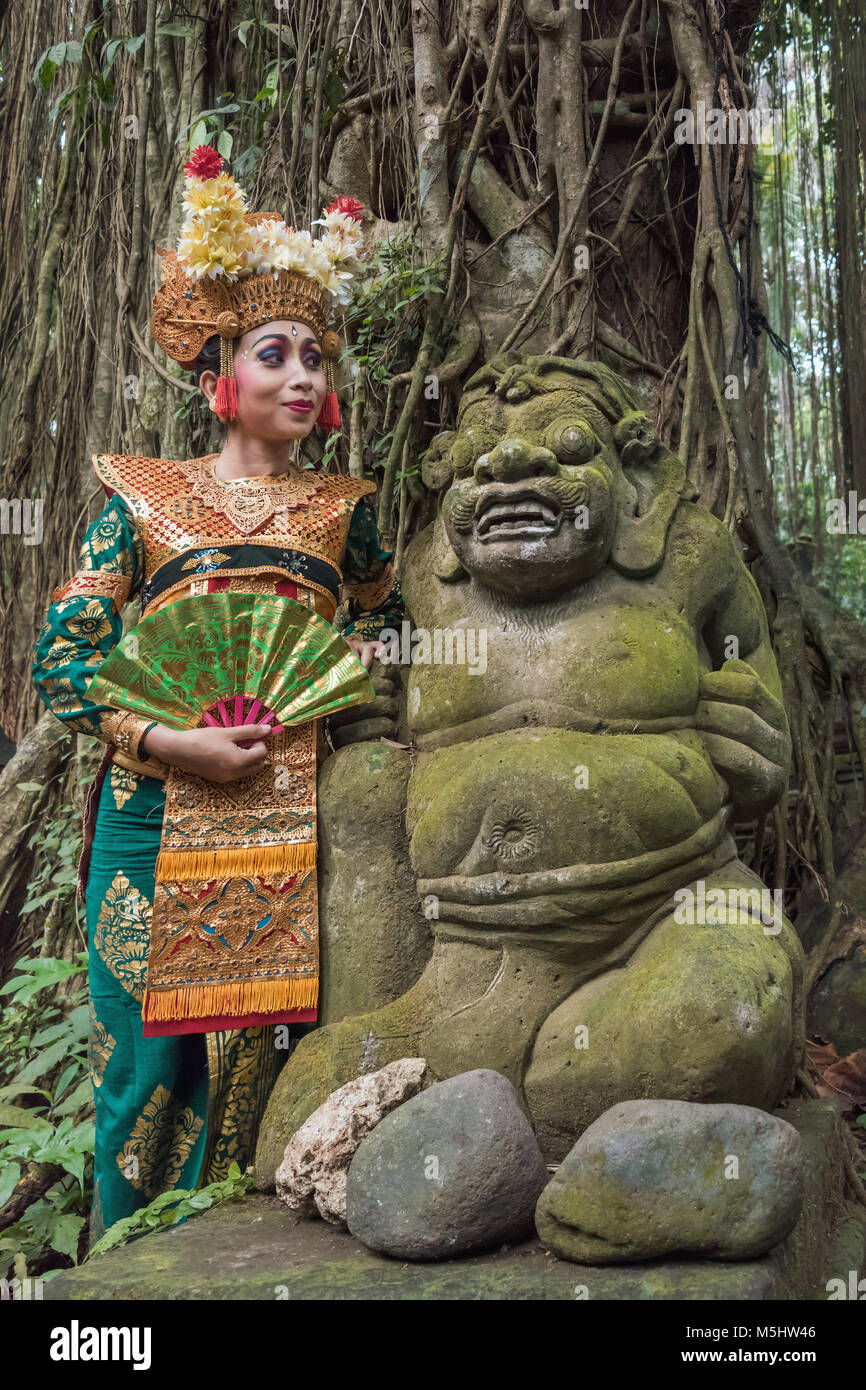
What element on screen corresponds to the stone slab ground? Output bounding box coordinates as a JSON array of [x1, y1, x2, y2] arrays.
[[47, 1100, 865, 1301]]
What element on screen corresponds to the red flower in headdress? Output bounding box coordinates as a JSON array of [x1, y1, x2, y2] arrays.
[[183, 146, 225, 180], [328, 196, 364, 221]]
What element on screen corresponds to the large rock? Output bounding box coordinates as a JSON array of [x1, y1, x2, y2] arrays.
[[275, 1058, 429, 1225], [536, 1099, 804, 1264], [346, 1069, 549, 1260]]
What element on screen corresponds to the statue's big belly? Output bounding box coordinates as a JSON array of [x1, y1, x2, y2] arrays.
[[407, 727, 729, 894]]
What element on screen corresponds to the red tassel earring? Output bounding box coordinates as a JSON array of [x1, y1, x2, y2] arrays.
[[317, 354, 341, 430], [214, 334, 239, 420]]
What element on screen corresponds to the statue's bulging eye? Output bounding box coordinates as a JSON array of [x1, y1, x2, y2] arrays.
[[545, 420, 597, 465], [450, 439, 475, 476]]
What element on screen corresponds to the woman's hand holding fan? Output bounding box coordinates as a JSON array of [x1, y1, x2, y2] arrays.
[[141, 722, 274, 783], [89, 593, 377, 783]]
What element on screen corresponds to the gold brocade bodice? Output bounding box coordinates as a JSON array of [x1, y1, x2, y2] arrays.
[[93, 451, 376, 622]]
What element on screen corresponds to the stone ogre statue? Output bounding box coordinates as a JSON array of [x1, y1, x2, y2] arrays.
[[256, 354, 805, 1179]]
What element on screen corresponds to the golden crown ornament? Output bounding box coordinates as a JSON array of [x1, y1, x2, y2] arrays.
[[151, 146, 365, 429]]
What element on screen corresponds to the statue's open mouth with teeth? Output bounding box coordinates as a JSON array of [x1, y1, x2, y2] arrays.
[[474, 488, 563, 541]]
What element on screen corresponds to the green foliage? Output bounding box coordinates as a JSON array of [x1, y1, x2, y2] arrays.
[[0, 1180, 90, 1271], [341, 231, 445, 472], [181, 97, 242, 156], [755, 3, 866, 617], [87, 1162, 253, 1258], [814, 536, 866, 623], [751, 3, 812, 66], [17, 785, 84, 932], [0, 952, 92, 1275]]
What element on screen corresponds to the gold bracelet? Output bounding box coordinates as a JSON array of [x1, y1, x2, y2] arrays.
[[111, 711, 157, 761]]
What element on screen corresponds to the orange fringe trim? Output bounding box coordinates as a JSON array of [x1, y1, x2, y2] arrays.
[[143, 973, 318, 1025], [155, 839, 316, 883]]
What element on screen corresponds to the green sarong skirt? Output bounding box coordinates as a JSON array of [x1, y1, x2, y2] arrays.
[[85, 763, 286, 1240]]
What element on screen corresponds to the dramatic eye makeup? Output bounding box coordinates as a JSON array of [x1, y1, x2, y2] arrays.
[[252, 332, 322, 369]]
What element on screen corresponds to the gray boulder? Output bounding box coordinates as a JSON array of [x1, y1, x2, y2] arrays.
[[536, 1098, 804, 1263], [346, 1069, 549, 1260]]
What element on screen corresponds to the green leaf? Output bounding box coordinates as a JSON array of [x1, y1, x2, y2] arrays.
[[263, 23, 297, 47], [49, 1213, 85, 1262], [101, 37, 123, 73], [0, 1163, 21, 1208], [31, 1022, 73, 1047], [322, 71, 345, 115], [16, 782, 44, 793], [126, 34, 146, 55], [36, 59, 56, 92], [0, 1082, 52, 1104], [52, 1078, 93, 1118], [53, 1062, 84, 1102], [0, 1103, 46, 1129], [0, 956, 85, 1001], [185, 1191, 213, 1210], [13, 1038, 75, 1087], [66, 1002, 91, 1036], [88, 1211, 141, 1257], [0, 1124, 55, 1163]]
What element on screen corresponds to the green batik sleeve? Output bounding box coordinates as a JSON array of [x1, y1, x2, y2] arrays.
[[32, 495, 147, 746], [341, 494, 404, 641]]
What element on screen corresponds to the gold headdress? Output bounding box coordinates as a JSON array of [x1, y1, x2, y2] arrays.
[[151, 146, 364, 428]]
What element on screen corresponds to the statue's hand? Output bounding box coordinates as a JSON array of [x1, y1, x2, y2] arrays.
[[695, 658, 791, 817], [328, 660, 401, 748]]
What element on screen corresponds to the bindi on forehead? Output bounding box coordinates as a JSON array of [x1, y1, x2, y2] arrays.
[[238, 328, 322, 358]]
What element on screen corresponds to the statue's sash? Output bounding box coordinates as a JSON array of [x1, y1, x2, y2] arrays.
[[141, 721, 319, 1035]]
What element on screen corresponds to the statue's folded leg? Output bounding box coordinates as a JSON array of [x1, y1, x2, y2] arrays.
[[524, 859, 805, 1163]]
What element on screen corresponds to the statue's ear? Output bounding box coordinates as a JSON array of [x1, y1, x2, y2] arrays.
[[609, 412, 686, 577], [421, 431, 457, 492], [419, 431, 467, 582], [429, 508, 467, 582]]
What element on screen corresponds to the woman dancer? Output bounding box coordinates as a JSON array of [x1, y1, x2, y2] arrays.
[[33, 148, 402, 1238]]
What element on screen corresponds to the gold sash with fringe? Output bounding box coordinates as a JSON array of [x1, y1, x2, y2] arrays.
[[142, 721, 319, 1032]]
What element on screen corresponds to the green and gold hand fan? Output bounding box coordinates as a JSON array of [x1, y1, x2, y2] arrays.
[[89, 592, 375, 735]]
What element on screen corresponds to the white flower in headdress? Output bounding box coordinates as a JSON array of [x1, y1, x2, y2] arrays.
[[245, 219, 293, 274], [313, 199, 365, 266], [175, 155, 365, 303]]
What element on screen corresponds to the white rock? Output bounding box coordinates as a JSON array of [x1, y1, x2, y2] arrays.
[[275, 1057, 429, 1225]]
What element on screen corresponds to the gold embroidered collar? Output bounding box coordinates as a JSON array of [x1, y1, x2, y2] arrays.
[[175, 455, 323, 536]]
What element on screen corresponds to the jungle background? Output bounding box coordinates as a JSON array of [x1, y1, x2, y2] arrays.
[[1, 0, 865, 1282]]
